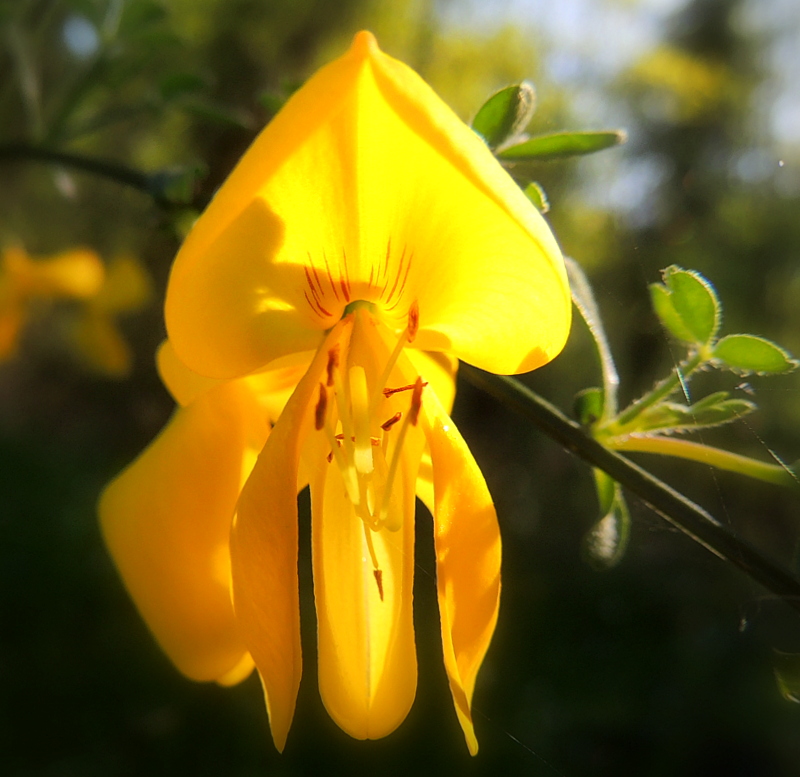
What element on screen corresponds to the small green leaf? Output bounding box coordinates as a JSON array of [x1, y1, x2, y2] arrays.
[[497, 129, 626, 161], [574, 387, 604, 426], [634, 397, 756, 432], [713, 335, 799, 375], [650, 266, 720, 345], [773, 651, 800, 703], [472, 82, 536, 150], [583, 470, 630, 570], [523, 181, 549, 213]]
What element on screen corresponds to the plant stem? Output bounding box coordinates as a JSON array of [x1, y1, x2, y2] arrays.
[[611, 350, 706, 429], [460, 365, 800, 616], [0, 143, 205, 210], [607, 436, 798, 487]]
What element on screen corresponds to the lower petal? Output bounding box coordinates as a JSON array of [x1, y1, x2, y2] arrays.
[[419, 389, 501, 755], [231, 322, 348, 751], [99, 381, 262, 683], [311, 452, 418, 739]]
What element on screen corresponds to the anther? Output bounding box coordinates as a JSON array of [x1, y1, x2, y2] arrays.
[[373, 569, 384, 601], [381, 412, 402, 431], [326, 345, 339, 387], [409, 377, 424, 426], [407, 300, 419, 343], [383, 381, 428, 398], [314, 383, 327, 430]]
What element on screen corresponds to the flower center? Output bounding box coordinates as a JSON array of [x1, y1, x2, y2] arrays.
[[314, 301, 423, 559]]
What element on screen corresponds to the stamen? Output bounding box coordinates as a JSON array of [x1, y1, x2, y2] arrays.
[[376, 377, 424, 531], [326, 345, 339, 387], [363, 522, 381, 568], [368, 305, 422, 414], [381, 412, 402, 431], [314, 383, 327, 430], [383, 381, 428, 398], [349, 366, 374, 475], [407, 300, 419, 343], [373, 569, 384, 601], [409, 377, 424, 426]]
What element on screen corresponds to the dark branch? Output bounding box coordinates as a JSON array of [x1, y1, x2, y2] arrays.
[[461, 364, 800, 616]]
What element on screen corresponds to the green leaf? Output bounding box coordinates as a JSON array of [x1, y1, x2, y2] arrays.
[[583, 470, 630, 570], [497, 129, 626, 161], [634, 396, 756, 432], [472, 82, 536, 150], [181, 99, 253, 130], [159, 72, 206, 101], [650, 265, 720, 345], [713, 335, 799, 375], [574, 387, 604, 426], [523, 181, 549, 213], [773, 651, 800, 703]]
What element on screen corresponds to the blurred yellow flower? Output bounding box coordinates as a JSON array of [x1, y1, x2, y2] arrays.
[[69, 255, 153, 377], [101, 31, 571, 754], [0, 245, 104, 359], [0, 246, 152, 376]]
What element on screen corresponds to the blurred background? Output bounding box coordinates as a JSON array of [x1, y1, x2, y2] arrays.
[[2, 0, 800, 774]]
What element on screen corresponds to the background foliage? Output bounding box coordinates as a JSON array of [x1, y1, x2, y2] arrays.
[[1, 0, 800, 774]]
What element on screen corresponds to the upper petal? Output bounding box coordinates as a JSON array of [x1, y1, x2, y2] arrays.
[[165, 32, 570, 380]]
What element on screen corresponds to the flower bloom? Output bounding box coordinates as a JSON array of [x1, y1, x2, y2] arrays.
[[100, 31, 570, 754], [0, 245, 104, 359]]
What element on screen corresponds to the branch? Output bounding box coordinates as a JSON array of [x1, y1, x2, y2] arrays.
[[0, 142, 207, 210], [460, 364, 800, 616]]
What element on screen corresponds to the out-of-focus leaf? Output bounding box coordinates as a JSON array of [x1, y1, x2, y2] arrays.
[[650, 265, 720, 345], [523, 181, 549, 213], [773, 651, 800, 703], [584, 469, 630, 570], [713, 335, 798, 375], [148, 163, 207, 205], [497, 129, 626, 161], [159, 72, 206, 100], [574, 387, 604, 426], [181, 100, 253, 129], [472, 82, 536, 150], [119, 0, 168, 34]]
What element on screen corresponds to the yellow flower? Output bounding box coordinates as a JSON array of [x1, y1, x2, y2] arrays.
[[69, 255, 153, 377], [101, 31, 570, 754], [100, 341, 307, 685], [0, 245, 104, 359]]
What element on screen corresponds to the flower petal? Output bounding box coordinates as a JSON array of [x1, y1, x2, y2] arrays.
[[166, 32, 570, 380], [352, 34, 572, 374], [231, 321, 348, 751], [98, 380, 264, 684], [311, 422, 420, 740], [419, 388, 501, 755]]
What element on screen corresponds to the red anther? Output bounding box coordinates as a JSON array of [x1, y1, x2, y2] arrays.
[[314, 383, 327, 430], [335, 433, 381, 446], [326, 344, 340, 386], [407, 300, 419, 343], [326, 450, 334, 463], [409, 376, 424, 426], [381, 412, 402, 431], [383, 381, 428, 398], [373, 568, 384, 601]]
